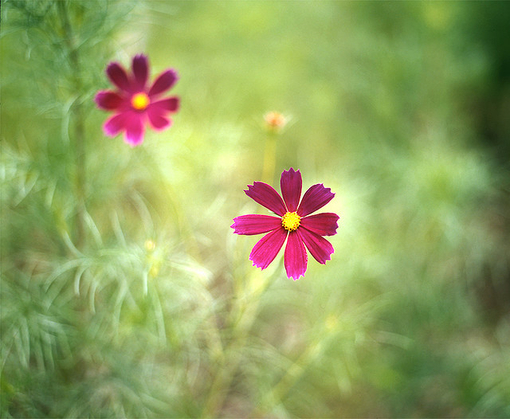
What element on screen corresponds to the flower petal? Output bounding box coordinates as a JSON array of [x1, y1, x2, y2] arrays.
[[297, 184, 335, 217], [123, 114, 145, 146], [103, 113, 128, 137], [148, 69, 179, 97], [280, 168, 302, 212], [245, 182, 287, 216], [95, 90, 125, 110], [106, 62, 131, 92], [147, 107, 171, 131], [250, 228, 287, 270], [231, 214, 282, 235], [300, 213, 339, 236], [284, 231, 308, 280], [132, 54, 149, 91], [298, 228, 334, 265], [150, 97, 180, 113]]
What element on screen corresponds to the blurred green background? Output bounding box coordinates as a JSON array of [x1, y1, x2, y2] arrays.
[[2, 1, 510, 417]]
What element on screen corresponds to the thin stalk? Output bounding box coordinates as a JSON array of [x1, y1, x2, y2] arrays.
[[250, 315, 334, 416], [139, 147, 202, 263], [58, 0, 86, 249], [251, 345, 316, 416], [139, 146, 224, 369], [200, 270, 275, 418], [261, 131, 277, 184], [199, 322, 250, 419]]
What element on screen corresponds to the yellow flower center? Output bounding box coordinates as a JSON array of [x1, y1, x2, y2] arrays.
[[281, 211, 301, 231], [131, 92, 150, 110]]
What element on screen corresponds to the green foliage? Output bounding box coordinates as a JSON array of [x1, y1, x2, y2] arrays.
[[2, 1, 510, 417]]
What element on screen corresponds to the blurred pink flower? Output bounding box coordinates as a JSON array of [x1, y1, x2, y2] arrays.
[[231, 168, 339, 280], [95, 54, 179, 146]]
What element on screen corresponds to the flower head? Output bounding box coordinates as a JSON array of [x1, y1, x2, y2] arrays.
[[95, 54, 180, 147], [231, 168, 339, 280], [264, 111, 287, 131]]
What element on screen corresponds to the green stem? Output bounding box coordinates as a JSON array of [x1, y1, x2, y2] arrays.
[[253, 347, 313, 415], [200, 269, 276, 418], [261, 131, 278, 184], [58, 0, 86, 249], [139, 147, 202, 263], [201, 123, 283, 417], [250, 320, 326, 416], [200, 329, 248, 419], [138, 147, 224, 377]]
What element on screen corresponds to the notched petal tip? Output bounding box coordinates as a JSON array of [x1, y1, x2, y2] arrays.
[[251, 259, 267, 270], [133, 53, 148, 62], [283, 167, 298, 174], [106, 61, 121, 73]]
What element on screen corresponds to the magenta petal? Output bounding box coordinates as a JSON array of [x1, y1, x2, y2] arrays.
[[132, 54, 149, 91], [124, 114, 145, 146], [250, 228, 287, 270], [245, 182, 287, 216], [298, 228, 334, 265], [147, 107, 171, 131], [106, 62, 131, 92], [150, 97, 180, 113], [297, 184, 335, 217], [284, 232, 308, 280], [103, 113, 127, 137], [95, 90, 125, 110], [300, 213, 339, 236], [280, 168, 302, 212], [231, 214, 282, 235], [148, 69, 179, 97]]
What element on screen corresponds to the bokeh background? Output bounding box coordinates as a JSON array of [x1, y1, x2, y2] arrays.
[[2, 1, 510, 417]]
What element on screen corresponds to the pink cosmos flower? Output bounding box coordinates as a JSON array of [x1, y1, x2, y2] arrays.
[[94, 54, 179, 146], [231, 168, 339, 280]]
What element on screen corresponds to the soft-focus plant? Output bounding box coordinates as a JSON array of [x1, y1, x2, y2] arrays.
[[1, 1, 199, 417], [3, 1, 510, 418]]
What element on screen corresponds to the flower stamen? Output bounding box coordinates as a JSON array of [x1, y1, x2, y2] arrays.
[[282, 211, 301, 231], [131, 92, 150, 110]]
